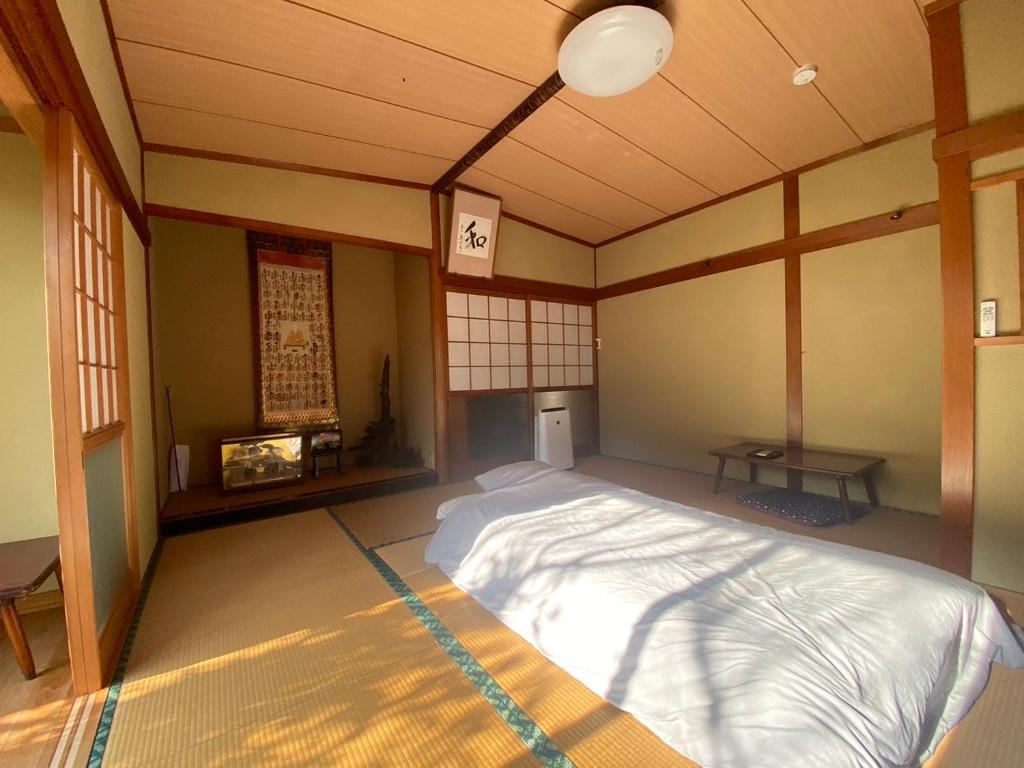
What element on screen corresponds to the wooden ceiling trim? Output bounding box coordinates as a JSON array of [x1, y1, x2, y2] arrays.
[[146, 203, 432, 256], [118, 37, 492, 129], [119, 41, 484, 161], [743, 0, 933, 143], [472, 139, 664, 229], [659, 0, 860, 170], [557, 79, 780, 195], [737, 0, 864, 143], [134, 102, 452, 184], [108, 0, 533, 129], [508, 100, 716, 213], [134, 99, 454, 162], [99, 0, 141, 144], [144, 144, 433, 191], [546, 96, 718, 196], [596, 120, 935, 248], [459, 167, 623, 244], [294, 0, 576, 87]]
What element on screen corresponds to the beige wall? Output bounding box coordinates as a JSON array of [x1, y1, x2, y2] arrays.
[[438, 194, 595, 287], [123, 220, 158, 565], [0, 132, 58, 542], [151, 218, 253, 487], [973, 182, 1021, 335], [393, 253, 436, 467], [596, 183, 783, 287], [801, 228, 942, 513], [962, 0, 1024, 591], [973, 347, 1024, 592], [595, 131, 942, 514], [962, 0, 1024, 122], [56, 0, 142, 200], [491, 218, 593, 287], [145, 153, 432, 249], [799, 131, 937, 231], [598, 261, 787, 485], [150, 219, 405, 486], [332, 243, 401, 446]]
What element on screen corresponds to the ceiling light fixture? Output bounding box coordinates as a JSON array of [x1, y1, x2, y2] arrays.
[[558, 5, 674, 98], [792, 64, 818, 86]]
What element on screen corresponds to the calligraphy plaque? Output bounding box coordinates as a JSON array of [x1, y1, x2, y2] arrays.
[[446, 187, 502, 279]]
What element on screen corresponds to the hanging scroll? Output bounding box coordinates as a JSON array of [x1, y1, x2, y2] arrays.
[[250, 232, 338, 429]]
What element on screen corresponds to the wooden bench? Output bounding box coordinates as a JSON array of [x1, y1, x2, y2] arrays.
[[709, 442, 885, 524], [0, 536, 61, 680]]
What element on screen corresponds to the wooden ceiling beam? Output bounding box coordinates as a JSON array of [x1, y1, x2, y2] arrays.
[[432, 71, 564, 193], [431, 0, 664, 194]]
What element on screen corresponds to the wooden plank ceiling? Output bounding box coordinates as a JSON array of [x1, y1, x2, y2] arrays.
[[109, 0, 933, 245]]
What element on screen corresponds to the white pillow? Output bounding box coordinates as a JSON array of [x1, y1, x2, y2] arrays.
[[474, 460, 559, 492], [436, 494, 476, 520]]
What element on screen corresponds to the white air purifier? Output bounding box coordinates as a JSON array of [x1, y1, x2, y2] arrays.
[[535, 407, 574, 469]]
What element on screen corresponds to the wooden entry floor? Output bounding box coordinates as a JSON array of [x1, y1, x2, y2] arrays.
[[0, 606, 73, 767], [160, 464, 437, 534]]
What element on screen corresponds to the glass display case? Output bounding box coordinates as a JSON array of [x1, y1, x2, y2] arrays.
[[220, 433, 303, 492]]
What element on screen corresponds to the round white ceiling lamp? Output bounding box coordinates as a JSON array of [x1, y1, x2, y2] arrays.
[[558, 5, 674, 98], [792, 64, 818, 86]]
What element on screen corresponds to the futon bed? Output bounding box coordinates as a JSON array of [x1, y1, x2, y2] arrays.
[[425, 465, 1024, 768]]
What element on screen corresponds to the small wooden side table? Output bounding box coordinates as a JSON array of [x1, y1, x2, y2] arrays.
[[0, 535, 61, 680], [311, 430, 343, 479], [709, 442, 885, 524]]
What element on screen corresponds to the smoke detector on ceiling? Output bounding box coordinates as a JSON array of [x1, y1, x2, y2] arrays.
[[558, 5, 674, 98], [792, 64, 818, 86]]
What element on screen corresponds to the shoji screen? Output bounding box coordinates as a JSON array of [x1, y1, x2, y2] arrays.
[[73, 147, 121, 436], [446, 290, 528, 392], [444, 286, 597, 480], [529, 300, 594, 388]]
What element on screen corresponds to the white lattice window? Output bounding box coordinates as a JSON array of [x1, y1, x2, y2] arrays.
[[530, 300, 593, 388], [446, 291, 529, 392], [73, 148, 121, 435]]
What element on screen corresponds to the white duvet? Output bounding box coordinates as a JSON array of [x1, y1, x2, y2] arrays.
[[425, 470, 1024, 768]]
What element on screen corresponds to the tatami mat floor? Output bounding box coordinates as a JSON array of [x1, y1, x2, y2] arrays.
[[42, 456, 1024, 767]]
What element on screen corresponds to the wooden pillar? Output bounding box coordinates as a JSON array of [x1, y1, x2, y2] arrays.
[[429, 192, 450, 483], [928, 3, 975, 578], [783, 176, 803, 490]]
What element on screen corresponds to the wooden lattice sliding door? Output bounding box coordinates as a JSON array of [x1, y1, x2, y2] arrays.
[[45, 109, 140, 694]]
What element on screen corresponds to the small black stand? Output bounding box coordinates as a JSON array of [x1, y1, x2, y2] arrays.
[[311, 430, 343, 479]]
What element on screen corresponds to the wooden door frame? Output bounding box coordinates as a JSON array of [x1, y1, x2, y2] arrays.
[[2, 8, 143, 693], [45, 107, 143, 694]]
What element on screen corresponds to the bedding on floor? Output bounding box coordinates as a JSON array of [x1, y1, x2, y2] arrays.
[[424, 468, 1024, 768]]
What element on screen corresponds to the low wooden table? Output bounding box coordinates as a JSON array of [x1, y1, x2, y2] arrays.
[[709, 442, 885, 524], [0, 536, 61, 680]]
